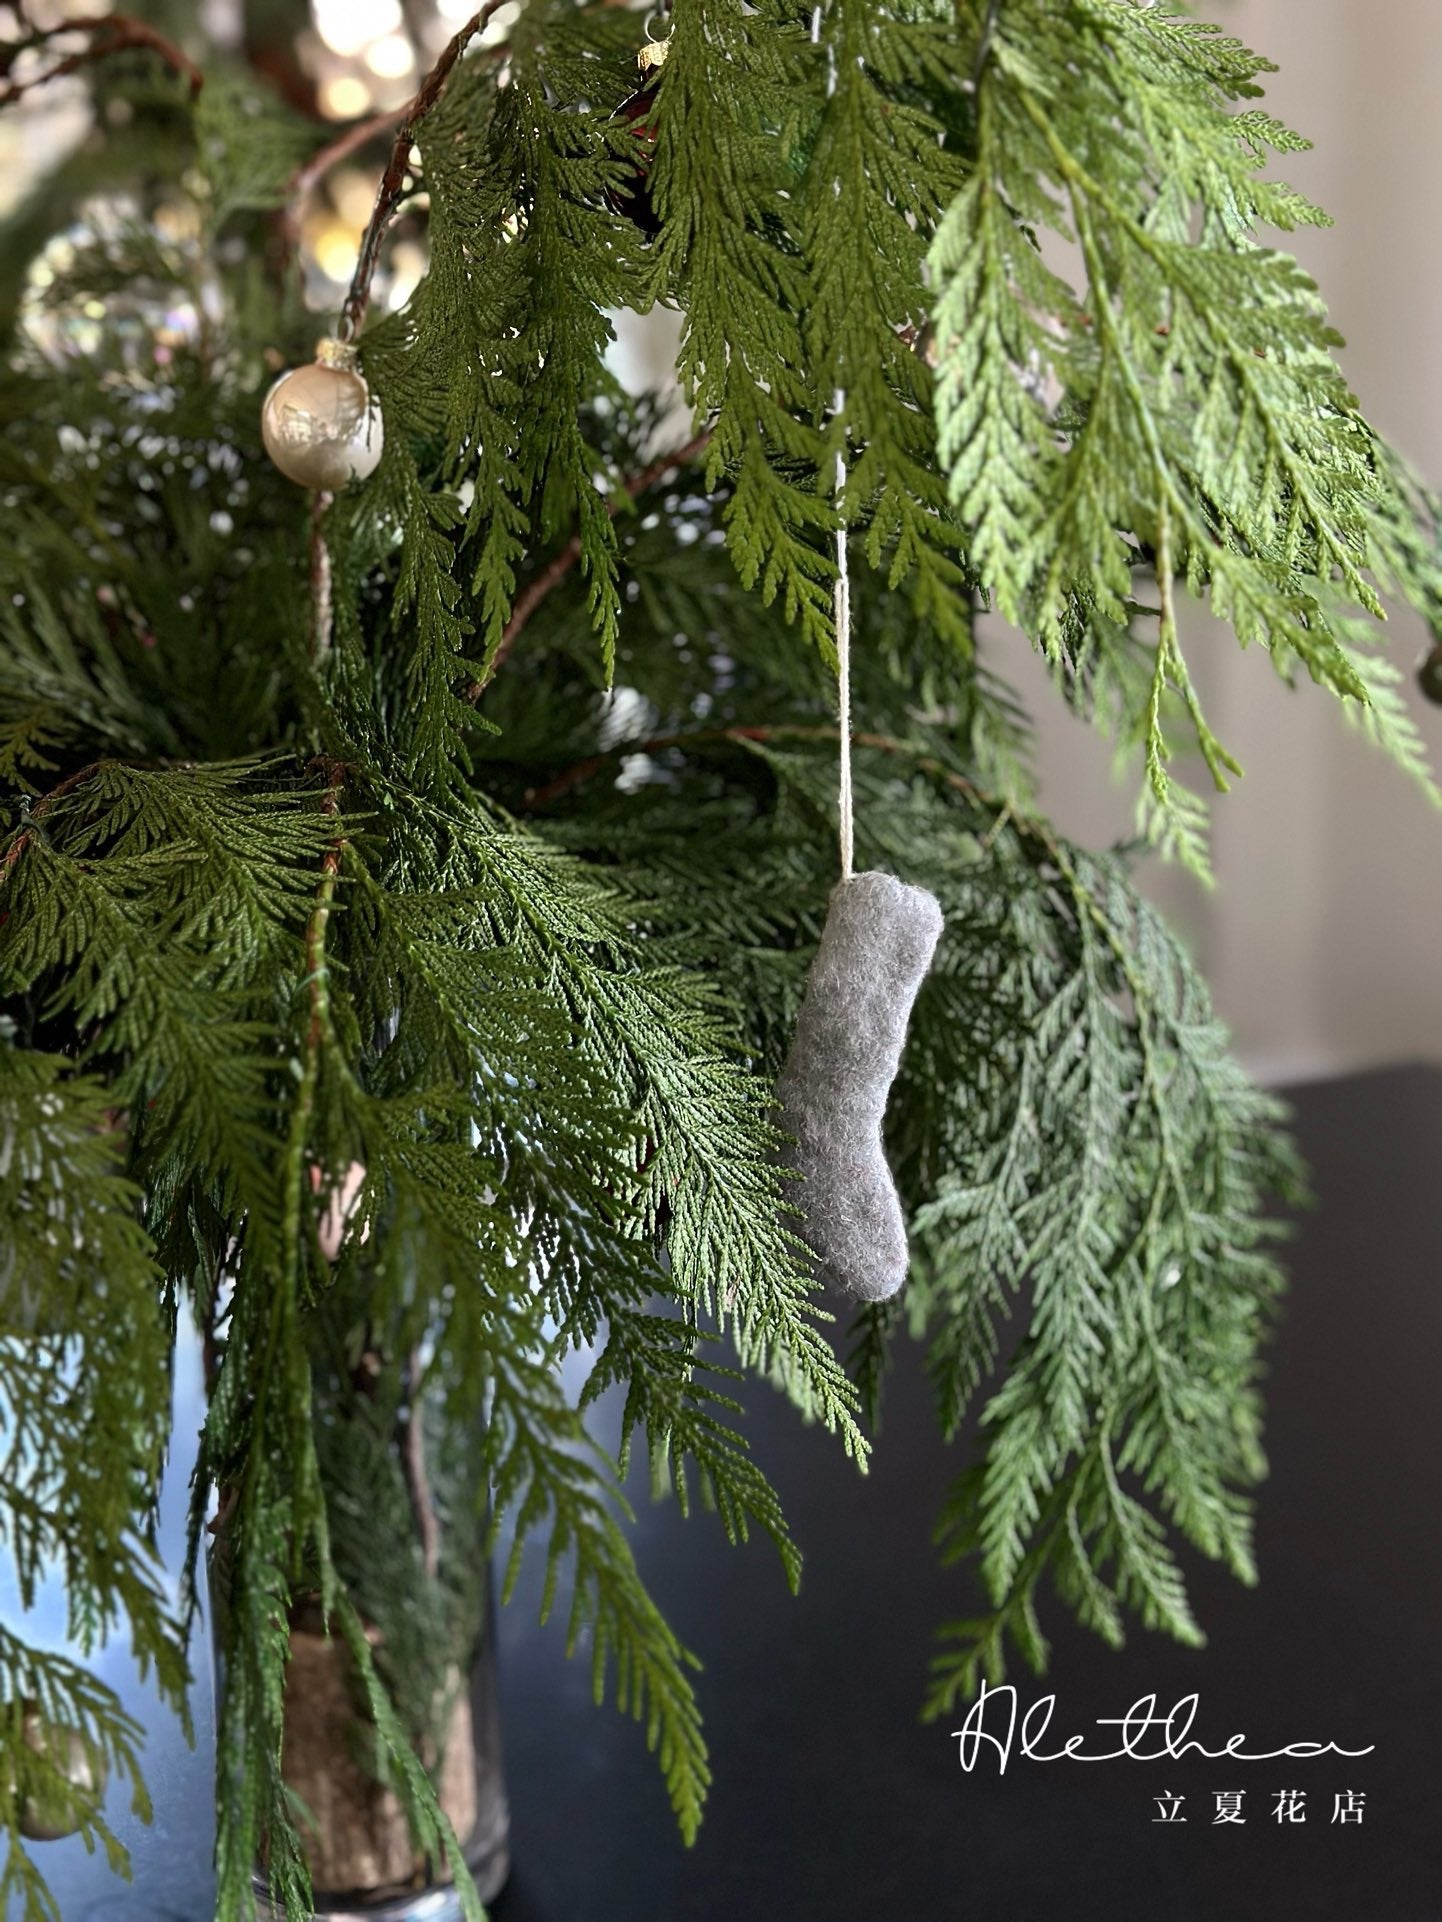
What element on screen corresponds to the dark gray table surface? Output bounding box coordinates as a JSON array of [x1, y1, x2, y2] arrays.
[[10, 1064, 1441, 1920], [490, 1064, 1442, 1922]]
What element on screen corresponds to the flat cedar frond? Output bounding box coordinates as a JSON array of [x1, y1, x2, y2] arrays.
[[930, 0, 1442, 875], [487, 1328, 711, 1841], [800, 0, 970, 642], [652, 0, 836, 643], [909, 830, 1299, 1703]]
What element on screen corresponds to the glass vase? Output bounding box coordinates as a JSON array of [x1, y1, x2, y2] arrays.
[[242, 1332, 511, 1920], [266, 1570, 510, 1919]]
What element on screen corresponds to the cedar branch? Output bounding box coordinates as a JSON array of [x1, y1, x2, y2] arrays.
[[463, 429, 715, 703], [338, 0, 512, 344], [0, 761, 100, 884]]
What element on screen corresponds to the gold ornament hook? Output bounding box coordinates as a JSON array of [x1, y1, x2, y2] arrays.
[[637, 9, 672, 70]]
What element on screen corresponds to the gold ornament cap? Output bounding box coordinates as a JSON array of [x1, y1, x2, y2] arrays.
[[315, 336, 361, 372]]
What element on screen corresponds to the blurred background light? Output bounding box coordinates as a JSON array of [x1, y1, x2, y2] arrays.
[[311, 0, 403, 60], [365, 33, 416, 80], [319, 72, 373, 118]]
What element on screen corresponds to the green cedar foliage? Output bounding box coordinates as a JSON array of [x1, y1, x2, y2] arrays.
[[0, 4, 1436, 1919], [930, 0, 1442, 878], [0, 1035, 189, 1917]]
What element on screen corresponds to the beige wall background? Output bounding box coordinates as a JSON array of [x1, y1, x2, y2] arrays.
[[1011, 0, 1442, 1082]]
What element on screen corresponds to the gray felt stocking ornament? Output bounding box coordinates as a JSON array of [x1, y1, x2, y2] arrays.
[[776, 870, 943, 1302]]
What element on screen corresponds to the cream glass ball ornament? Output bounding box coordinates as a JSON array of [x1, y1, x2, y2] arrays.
[[261, 338, 383, 490], [5, 1701, 107, 1843]]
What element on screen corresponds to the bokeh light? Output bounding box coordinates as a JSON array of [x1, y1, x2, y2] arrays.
[[311, 0, 403, 61], [319, 73, 373, 118], [0, 3, 547, 351], [366, 34, 416, 80]]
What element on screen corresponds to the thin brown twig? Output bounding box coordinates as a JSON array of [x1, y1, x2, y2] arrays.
[[0, 12, 203, 107], [303, 778, 345, 1058], [0, 761, 100, 884], [338, 0, 512, 345], [309, 491, 334, 661], [281, 2, 536, 256], [463, 428, 715, 704], [280, 107, 407, 252]]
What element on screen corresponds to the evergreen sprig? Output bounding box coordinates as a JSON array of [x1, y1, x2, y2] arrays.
[[0, 1038, 189, 1919], [800, 0, 970, 644], [930, 0, 1442, 875]]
